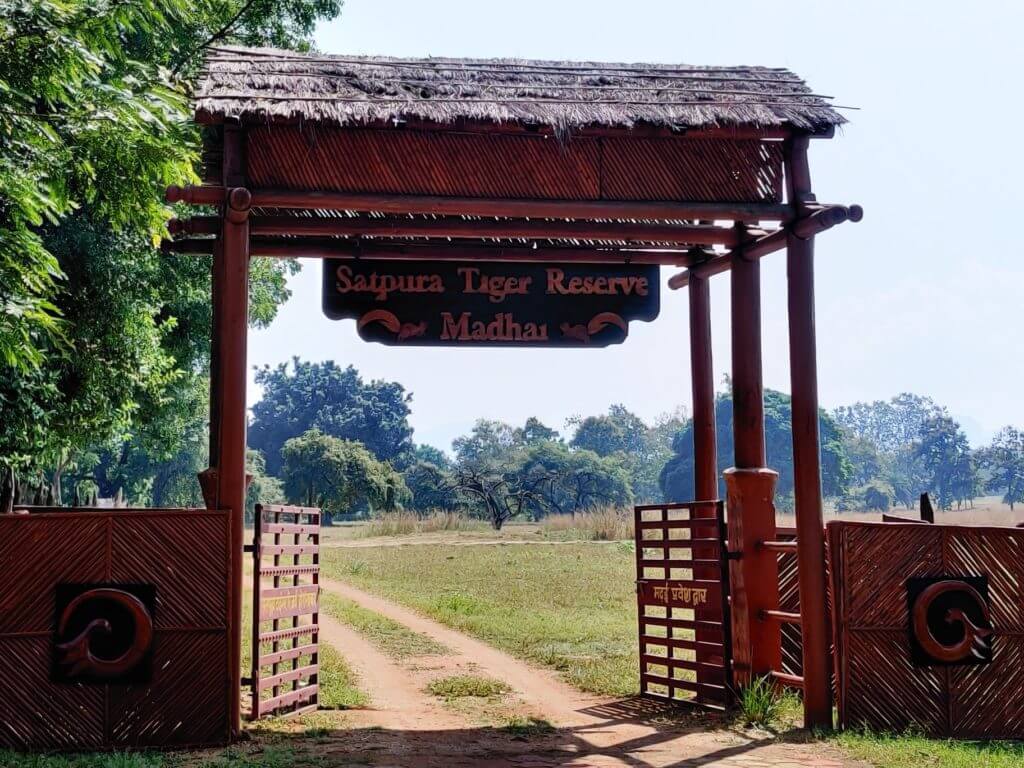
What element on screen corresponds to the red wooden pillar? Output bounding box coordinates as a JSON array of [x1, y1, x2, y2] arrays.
[[725, 238, 781, 689], [688, 273, 719, 697], [213, 126, 251, 739], [785, 135, 833, 729]]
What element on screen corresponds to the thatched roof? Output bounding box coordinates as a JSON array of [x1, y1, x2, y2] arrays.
[[196, 46, 846, 133]]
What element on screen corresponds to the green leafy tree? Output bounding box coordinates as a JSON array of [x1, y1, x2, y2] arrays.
[[246, 449, 284, 523], [403, 459, 457, 513], [914, 414, 978, 510], [517, 441, 633, 516], [0, 0, 342, 496], [280, 429, 410, 521], [569, 404, 684, 503], [249, 359, 414, 475], [660, 389, 851, 509], [979, 427, 1024, 510]]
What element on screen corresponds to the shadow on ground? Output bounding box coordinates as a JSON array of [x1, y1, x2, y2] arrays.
[[198, 696, 824, 768]]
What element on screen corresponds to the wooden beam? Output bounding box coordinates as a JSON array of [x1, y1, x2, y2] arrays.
[[214, 128, 249, 741], [248, 215, 740, 246], [246, 188, 792, 222], [665, 203, 862, 289], [785, 134, 833, 730], [255, 238, 701, 265]]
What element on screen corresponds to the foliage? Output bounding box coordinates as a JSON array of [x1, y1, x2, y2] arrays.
[[914, 413, 978, 510], [568, 404, 683, 502], [250, 359, 414, 475], [979, 426, 1024, 510], [0, 0, 342, 495], [660, 388, 851, 508], [246, 449, 284, 522], [518, 441, 633, 515], [402, 457, 458, 512], [280, 428, 410, 517]]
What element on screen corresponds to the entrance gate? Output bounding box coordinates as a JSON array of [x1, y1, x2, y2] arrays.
[[635, 501, 732, 707], [248, 504, 321, 720]]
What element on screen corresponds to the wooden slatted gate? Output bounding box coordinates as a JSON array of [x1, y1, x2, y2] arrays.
[[249, 504, 321, 719], [635, 500, 732, 707]]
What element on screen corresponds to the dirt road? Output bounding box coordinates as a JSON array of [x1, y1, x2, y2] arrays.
[[315, 577, 861, 768]]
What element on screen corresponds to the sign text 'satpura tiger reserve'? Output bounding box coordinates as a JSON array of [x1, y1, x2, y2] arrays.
[[321, 259, 661, 347]]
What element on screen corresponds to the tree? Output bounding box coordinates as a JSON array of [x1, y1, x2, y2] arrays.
[[914, 414, 978, 510], [517, 441, 633, 516], [0, 0, 342, 496], [979, 427, 1024, 510], [249, 359, 414, 475], [660, 388, 851, 509], [452, 419, 520, 467], [569, 404, 684, 503], [833, 393, 944, 454], [280, 429, 410, 521], [515, 417, 561, 445], [403, 444, 457, 512], [246, 449, 284, 523], [452, 464, 551, 531]]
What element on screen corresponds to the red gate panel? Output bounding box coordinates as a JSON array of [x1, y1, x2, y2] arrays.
[[830, 520, 1024, 738], [635, 501, 732, 707], [250, 504, 321, 719], [0, 508, 231, 750]]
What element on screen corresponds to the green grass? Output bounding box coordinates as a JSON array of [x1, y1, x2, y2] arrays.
[[834, 731, 1024, 768], [320, 592, 448, 658], [321, 541, 639, 696], [0, 755, 167, 768], [736, 675, 784, 727], [426, 674, 510, 700]]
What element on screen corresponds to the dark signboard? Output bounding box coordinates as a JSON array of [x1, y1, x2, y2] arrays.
[[322, 259, 660, 347]]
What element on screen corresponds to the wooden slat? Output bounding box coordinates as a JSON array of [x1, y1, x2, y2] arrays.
[[258, 664, 319, 692], [261, 523, 320, 535], [771, 670, 805, 688], [259, 624, 319, 644], [260, 564, 319, 577], [261, 683, 319, 713], [260, 543, 318, 556], [641, 654, 727, 675], [639, 558, 721, 569], [258, 644, 319, 667], [641, 635, 724, 653], [640, 672, 727, 696], [260, 584, 320, 600], [259, 504, 322, 517], [259, 604, 318, 622], [639, 616, 725, 631], [638, 519, 711, 530]]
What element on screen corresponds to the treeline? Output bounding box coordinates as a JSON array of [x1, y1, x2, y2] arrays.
[[5, 354, 1023, 524]]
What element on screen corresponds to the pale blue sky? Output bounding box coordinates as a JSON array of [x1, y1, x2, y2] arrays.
[[247, 0, 1023, 452]]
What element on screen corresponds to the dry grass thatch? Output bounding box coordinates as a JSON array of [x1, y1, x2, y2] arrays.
[[196, 45, 847, 133]]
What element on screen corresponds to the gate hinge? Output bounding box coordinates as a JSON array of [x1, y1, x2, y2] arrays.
[[724, 549, 742, 561]]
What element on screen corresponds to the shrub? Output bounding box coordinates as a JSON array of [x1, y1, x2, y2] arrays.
[[738, 675, 783, 726]]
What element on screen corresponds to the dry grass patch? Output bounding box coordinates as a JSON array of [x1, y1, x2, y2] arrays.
[[539, 506, 632, 541]]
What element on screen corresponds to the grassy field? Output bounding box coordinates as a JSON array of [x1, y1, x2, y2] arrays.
[[321, 539, 640, 696]]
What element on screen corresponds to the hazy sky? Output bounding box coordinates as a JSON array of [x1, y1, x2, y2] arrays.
[[247, 0, 1023, 452]]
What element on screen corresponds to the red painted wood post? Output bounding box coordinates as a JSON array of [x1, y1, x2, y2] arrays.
[[215, 126, 251, 739], [785, 135, 833, 729], [688, 273, 719, 698], [726, 240, 781, 690]]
